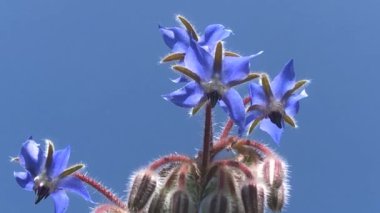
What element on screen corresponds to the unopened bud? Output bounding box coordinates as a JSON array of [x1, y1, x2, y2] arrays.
[[148, 167, 181, 213], [267, 185, 286, 212], [127, 171, 157, 211], [208, 194, 229, 213], [240, 183, 264, 213], [148, 192, 166, 213], [92, 204, 127, 213], [263, 157, 286, 189], [169, 190, 193, 213]]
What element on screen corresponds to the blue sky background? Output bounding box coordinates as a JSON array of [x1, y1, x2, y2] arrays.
[[1, 0, 379, 212]]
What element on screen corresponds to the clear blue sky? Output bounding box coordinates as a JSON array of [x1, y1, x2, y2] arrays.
[[1, 0, 379, 212]]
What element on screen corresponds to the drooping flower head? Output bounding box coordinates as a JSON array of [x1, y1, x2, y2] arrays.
[[246, 60, 308, 143], [163, 40, 261, 132], [13, 137, 92, 213]]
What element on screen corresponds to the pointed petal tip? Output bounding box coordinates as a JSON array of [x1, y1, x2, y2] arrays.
[[170, 78, 179, 83], [162, 94, 171, 101], [250, 50, 264, 58], [300, 89, 308, 97], [283, 59, 295, 71], [10, 156, 20, 163], [188, 109, 195, 117]]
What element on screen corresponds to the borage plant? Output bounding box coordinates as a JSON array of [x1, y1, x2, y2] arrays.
[[12, 15, 308, 213]]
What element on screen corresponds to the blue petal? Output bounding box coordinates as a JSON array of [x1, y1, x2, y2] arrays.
[[260, 119, 284, 144], [245, 110, 264, 129], [47, 146, 71, 178], [159, 26, 189, 53], [221, 56, 252, 84], [220, 89, 245, 134], [184, 40, 214, 81], [14, 171, 34, 191], [58, 176, 92, 202], [249, 83, 267, 106], [20, 139, 44, 177], [271, 59, 296, 99], [199, 24, 231, 51], [51, 191, 69, 213], [285, 89, 308, 117], [171, 76, 190, 84], [163, 81, 205, 108]]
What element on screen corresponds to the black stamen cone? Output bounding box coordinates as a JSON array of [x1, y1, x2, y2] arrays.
[[268, 111, 283, 128], [208, 91, 220, 108], [34, 186, 50, 204]]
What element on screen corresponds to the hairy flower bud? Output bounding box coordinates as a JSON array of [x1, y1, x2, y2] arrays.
[[92, 204, 127, 213], [169, 190, 194, 213], [148, 171, 178, 213], [241, 183, 264, 213], [127, 171, 157, 211], [263, 157, 287, 189], [267, 185, 286, 212], [202, 193, 229, 213], [262, 156, 288, 212]]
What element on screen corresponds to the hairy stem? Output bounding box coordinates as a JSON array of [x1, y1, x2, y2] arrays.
[[75, 173, 127, 210], [148, 154, 192, 171], [201, 102, 213, 177]]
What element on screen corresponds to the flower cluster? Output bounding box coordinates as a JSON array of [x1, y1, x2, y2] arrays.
[[115, 15, 308, 213], [161, 15, 308, 142], [12, 15, 309, 213]]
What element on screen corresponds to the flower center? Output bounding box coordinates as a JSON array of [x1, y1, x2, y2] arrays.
[[201, 74, 227, 107], [33, 174, 54, 204], [267, 99, 285, 128]]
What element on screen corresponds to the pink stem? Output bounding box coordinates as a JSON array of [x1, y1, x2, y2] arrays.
[[220, 119, 234, 140], [211, 137, 233, 156], [148, 154, 192, 171], [178, 164, 189, 190], [234, 137, 273, 156], [75, 173, 127, 210]]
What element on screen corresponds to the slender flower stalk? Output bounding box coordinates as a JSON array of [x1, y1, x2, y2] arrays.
[[75, 173, 127, 210], [201, 101, 213, 177]]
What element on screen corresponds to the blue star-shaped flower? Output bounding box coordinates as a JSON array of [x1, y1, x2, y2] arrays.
[[159, 15, 232, 55], [14, 138, 92, 213], [163, 40, 261, 132], [160, 16, 242, 84], [246, 59, 308, 144]]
